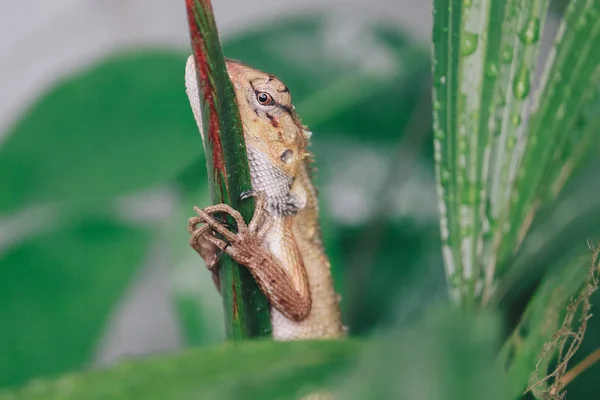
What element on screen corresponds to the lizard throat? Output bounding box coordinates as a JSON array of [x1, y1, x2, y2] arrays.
[[247, 147, 301, 217]]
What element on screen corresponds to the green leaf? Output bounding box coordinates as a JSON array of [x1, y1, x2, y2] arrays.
[[185, 0, 271, 340], [0, 217, 151, 388], [500, 0, 600, 265], [337, 307, 510, 400], [0, 339, 360, 400], [0, 51, 199, 214], [432, 0, 551, 307], [432, 0, 600, 309]]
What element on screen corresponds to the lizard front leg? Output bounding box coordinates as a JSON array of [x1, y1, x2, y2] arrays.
[[188, 194, 312, 322]]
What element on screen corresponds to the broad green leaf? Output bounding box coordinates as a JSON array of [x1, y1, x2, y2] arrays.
[[337, 307, 510, 400], [0, 339, 360, 400], [0, 51, 199, 214], [0, 217, 151, 388]]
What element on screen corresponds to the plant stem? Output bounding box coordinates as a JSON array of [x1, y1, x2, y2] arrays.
[[185, 0, 272, 340], [559, 347, 600, 388]]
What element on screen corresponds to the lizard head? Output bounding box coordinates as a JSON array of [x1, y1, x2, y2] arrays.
[[225, 59, 310, 178], [185, 56, 312, 215]]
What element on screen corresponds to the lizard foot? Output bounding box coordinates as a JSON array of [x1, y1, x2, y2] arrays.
[[188, 192, 272, 287], [188, 192, 311, 321]]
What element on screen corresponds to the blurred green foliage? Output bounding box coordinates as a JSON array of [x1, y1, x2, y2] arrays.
[[0, 52, 198, 213], [0, 4, 599, 400], [0, 338, 361, 400], [0, 217, 151, 388], [0, 307, 508, 400]]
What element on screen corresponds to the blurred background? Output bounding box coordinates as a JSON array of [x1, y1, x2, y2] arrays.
[[2, 0, 597, 398]]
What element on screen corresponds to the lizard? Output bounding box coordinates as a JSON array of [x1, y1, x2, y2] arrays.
[[184, 56, 344, 341]]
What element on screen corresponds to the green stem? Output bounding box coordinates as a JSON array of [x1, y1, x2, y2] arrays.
[[185, 0, 271, 340]]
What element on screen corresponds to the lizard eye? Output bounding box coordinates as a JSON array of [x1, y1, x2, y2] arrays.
[[256, 92, 274, 105], [280, 149, 293, 163]]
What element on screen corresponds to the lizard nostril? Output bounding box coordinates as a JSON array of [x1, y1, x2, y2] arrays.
[[280, 149, 293, 163]]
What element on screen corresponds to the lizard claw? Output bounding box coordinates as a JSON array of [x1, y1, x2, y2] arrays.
[[187, 196, 273, 292], [240, 189, 257, 200], [188, 202, 255, 269]]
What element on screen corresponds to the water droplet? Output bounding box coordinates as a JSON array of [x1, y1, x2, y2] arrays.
[[511, 114, 521, 126], [519, 18, 540, 44], [440, 76, 447, 85], [513, 66, 530, 99], [502, 47, 513, 63], [434, 129, 445, 139], [463, 0, 472, 6], [461, 32, 479, 56], [433, 101, 442, 110], [485, 63, 498, 77]]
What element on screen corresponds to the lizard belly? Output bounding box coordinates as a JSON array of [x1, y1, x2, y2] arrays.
[[264, 215, 344, 341]]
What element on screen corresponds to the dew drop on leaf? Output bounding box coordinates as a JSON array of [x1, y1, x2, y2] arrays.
[[461, 32, 479, 56], [485, 63, 498, 77], [519, 18, 540, 44], [501, 46, 513, 63], [513, 66, 530, 99]]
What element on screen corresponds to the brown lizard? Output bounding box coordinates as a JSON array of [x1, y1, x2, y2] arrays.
[[184, 56, 344, 341]]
